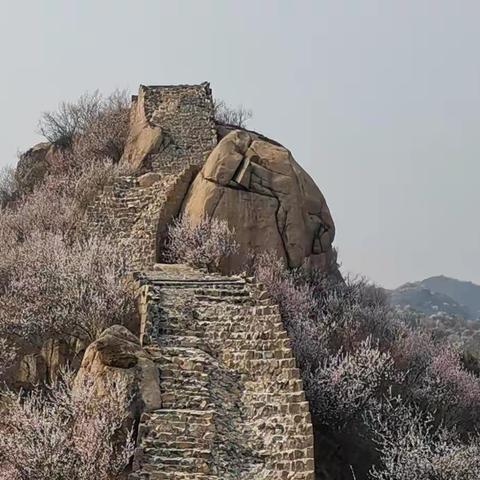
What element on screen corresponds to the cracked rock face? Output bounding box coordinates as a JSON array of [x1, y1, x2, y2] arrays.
[[181, 130, 338, 274]]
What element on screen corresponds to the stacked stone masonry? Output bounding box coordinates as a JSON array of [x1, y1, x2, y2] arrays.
[[85, 168, 196, 270], [130, 265, 315, 480], [142, 84, 217, 173], [85, 84, 218, 269], [84, 84, 316, 477]]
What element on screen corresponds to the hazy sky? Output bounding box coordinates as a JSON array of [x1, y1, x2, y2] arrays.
[[1, 0, 479, 288]]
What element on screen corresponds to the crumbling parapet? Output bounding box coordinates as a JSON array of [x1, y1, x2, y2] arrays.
[[121, 83, 217, 173]]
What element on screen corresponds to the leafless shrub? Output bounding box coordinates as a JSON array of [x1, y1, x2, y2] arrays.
[[0, 232, 133, 346], [254, 253, 317, 322], [0, 153, 134, 364], [253, 252, 323, 366], [67, 91, 130, 165], [0, 174, 77, 244], [0, 339, 16, 380], [414, 345, 480, 431], [0, 166, 18, 207], [259, 256, 480, 431], [0, 370, 134, 480], [12, 89, 129, 213], [254, 255, 480, 477], [165, 214, 239, 272], [366, 395, 480, 480], [213, 98, 252, 128], [38, 90, 130, 162], [317, 277, 399, 354], [254, 254, 397, 432], [254, 253, 397, 367], [0, 159, 128, 251], [306, 338, 395, 429], [39, 91, 104, 147]]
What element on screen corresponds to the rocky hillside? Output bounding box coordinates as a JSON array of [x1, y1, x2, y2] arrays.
[[421, 276, 480, 319], [0, 83, 332, 480], [390, 276, 480, 320], [3, 83, 480, 480]]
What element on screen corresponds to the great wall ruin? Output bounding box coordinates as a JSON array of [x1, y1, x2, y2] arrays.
[[129, 265, 314, 479], [81, 83, 339, 479]]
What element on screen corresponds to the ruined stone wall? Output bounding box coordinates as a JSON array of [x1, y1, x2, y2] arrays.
[[145, 84, 217, 172], [84, 84, 317, 478], [120, 83, 218, 174], [85, 83, 218, 270], [130, 265, 315, 480], [84, 168, 196, 270]]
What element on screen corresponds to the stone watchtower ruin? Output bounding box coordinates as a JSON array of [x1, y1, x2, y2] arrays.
[[86, 83, 321, 479], [121, 83, 218, 173]]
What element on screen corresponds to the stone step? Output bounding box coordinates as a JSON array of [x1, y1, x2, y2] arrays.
[[138, 409, 215, 441], [194, 287, 250, 296], [149, 280, 246, 288], [232, 356, 296, 368], [155, 314, 284, 330], [219, 337, 292, 350], [156, 306, 281, 322], [143, 447, 212, 460], [194, 295, 253, 305], [242, 400, 310, 416], [140, 419, 213, 437], [148, 327, 207, 340], [148, 326, 289, 347], [154, 335, 210, 349], [210, 329, 289, 341], [242, 391, 307, 404], [130, 472, 219, 480], [137, 455, 211, 473], [194, 305, 281, 317], [141, 436, 211, 451], [261, 464, 315, 478], [248, 415, 313, 435], [154, 345, 215, 361], [144, 271, 244, 283], [262, 447, 314, 461], [140, 408, 215, 422], [221, 349, 295, 364]]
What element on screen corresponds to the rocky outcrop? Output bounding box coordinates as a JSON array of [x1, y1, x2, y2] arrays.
[[182, 130, 337, 274], [9, 338, 82, 389], [15, 142, 59, 192], [120, 92, 163, 172], [88, 85, 338, 279], [75, 325, 161, 419]]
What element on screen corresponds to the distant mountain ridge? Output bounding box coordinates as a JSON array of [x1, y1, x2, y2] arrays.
[[390, 275, 480, 320]]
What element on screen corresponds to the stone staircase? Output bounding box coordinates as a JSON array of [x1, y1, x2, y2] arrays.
[[82, 83, 315, 477], [130, 265, 314, 480]]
